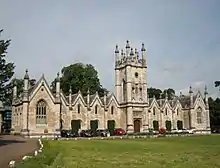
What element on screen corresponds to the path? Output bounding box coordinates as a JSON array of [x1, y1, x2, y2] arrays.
[[0, 135, 38, 168]]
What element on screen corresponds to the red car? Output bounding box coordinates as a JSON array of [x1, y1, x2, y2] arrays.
[[114, 128, 126, 136]]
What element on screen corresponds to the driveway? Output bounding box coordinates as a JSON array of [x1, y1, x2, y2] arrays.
[[0, 135, 38, 168]]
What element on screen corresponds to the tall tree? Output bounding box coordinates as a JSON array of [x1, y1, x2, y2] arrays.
[[214, 81, 220, 91], [0, 29, 15, 105], [147, 87, 175, 100], [51, 63, 108, 97], [147, 87, 162, 99]]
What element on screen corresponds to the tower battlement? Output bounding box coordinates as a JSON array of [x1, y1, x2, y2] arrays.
[[115, 40, 146, 69]]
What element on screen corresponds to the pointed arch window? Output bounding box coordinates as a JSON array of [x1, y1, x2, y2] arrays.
[[165, 108, 168, 115], [95, 105, 98, 114], [77, 104, 81, 114], [111, 106, 114, 115], [122, 79, 126, 102], [197, 107, 202, 124], [153, 107, 156, 116], [36, 100, 47, 125]]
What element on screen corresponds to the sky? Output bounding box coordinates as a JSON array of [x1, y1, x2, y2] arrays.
[[1, 0, 220, 98]]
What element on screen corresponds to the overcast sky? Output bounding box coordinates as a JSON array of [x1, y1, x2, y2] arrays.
[[1, 0, 220, 98]]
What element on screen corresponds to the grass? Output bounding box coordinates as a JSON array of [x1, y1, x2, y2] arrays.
[[16, 135, 220, 168]]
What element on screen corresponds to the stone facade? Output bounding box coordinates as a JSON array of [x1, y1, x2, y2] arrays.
[[11, 41, 211, 137]]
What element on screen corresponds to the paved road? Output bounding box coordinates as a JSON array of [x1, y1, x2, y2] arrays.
[[0, 135, 38, 168]]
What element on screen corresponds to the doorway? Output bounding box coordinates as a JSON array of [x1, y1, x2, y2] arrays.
[[134, 119, 141, 133]]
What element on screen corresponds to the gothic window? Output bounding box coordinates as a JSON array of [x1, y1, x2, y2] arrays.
[[77, 104, 81, 114], [36, 100, 47, 125], [139, 88, 142, 98], [197, 107, 202, 124], [135, 72, 138, 78], [111, 106, 114, 115], [122, 79, 126, 101], [165, 108, 168, 115], [153, 107, 156, 115], [95, 105, 98, 114]]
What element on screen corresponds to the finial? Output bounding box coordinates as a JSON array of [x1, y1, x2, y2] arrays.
[[189, 85, 193, 94], [126, 40, 130, 48], [165, 91, 168, 99], [56, 72, 60, 82], [130, 48, 134, 56], [115, 45, 119, 53], [204, 85, 208, 95], [87, 89, 90, 94], [69, 86, 72, 93], [24, 69, 29, 79], [13, 79, 17, 86], [153, 95, 155, 99], [141, 43, 146, 51]]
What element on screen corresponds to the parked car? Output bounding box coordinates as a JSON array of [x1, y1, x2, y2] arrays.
[[114, 128, 126, 136], [95, 129, 111, 137], [159, 128, 168, 134], [80, 129, 93, 137], [61, 130, 79, 138]]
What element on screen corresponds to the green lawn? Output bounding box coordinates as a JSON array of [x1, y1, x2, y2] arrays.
[[17, 135, 220, 168]]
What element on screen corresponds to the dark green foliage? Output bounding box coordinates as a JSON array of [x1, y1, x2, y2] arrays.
[[147, 87, 175, 100], [90, 120, 98, 132], [0, 29, 15, 105], [153, 120, 159, 130], [208, 97, 220, 127], [177, 120, 183, 130], [165, 120, 172, 131], [51, 63, 108, 97], [214, 81, 220, 88]]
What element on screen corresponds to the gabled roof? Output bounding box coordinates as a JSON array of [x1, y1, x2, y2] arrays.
[[29, 74, 55, 102]]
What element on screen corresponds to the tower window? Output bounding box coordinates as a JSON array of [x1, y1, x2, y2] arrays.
[[135, 72, 138, 78]]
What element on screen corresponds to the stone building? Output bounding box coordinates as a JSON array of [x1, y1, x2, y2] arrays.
[[11, 41, 211, 137]]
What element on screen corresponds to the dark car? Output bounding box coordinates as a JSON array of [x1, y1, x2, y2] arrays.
[[80, 129, 93, 137], [95, 129, 110, 137], [61, 130, 79, 138], [114, 128, 126, 136]]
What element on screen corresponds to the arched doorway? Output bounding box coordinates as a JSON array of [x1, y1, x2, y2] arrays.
[[134, 119, 141, 133], [71, 120, 81, 133]]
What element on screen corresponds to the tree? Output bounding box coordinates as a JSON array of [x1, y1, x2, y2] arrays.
[[147, 87, 162, 99], [209, 97, 220, 127], [147, 87, 175, 100], [214, 81, 220, 88], [0, 29, 15, 105], [51, 63, 108, 97]]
